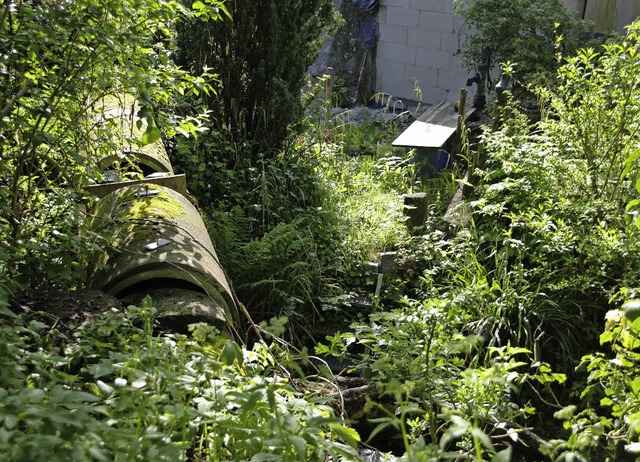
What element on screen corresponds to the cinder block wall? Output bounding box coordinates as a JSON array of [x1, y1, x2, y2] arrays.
[[375, 0, 640, 106], [376, 0, 472, 105]]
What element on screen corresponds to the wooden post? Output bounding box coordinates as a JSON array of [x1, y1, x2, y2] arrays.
[[454, 88, 467, 156], [324, 67, 333, 128]]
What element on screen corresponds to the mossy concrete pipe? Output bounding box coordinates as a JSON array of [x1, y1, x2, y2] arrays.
[[87, 183, 238, 330], [93, 94, 173, 176]]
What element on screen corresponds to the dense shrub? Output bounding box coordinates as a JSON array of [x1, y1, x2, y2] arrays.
[[454, 0, 587, 101], [0, 303, 359, 461], [0, 0, 218, 291], [175, 0, 336, 163]]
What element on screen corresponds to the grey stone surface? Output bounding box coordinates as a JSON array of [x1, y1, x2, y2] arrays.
[[309, 0, 376, 105]]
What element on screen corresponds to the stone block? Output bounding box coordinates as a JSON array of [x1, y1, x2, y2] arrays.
[[386, 6, 420, 27], [403, 192, 429, 228], [379, 23, 408, 45], [410, 0, 445, 12], [407, 27, 441, 49], [379, 251, 398, 274]]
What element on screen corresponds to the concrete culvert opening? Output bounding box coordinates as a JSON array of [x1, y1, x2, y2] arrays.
[[119, 278, 231, 334]]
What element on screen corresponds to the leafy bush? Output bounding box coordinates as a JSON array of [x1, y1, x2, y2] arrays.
[[454, 0, 586, 101], [0, 302, 359, 461], [0, 0, 218, 291], [319, 297, 564, 458], [550, 306, 640, 460], [175, 0, 336, 163], [541, 29, 640, 204]]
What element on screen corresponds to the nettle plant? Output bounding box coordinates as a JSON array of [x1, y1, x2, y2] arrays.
[[549, 303, 640, 461], [0, 302, 360, 461]]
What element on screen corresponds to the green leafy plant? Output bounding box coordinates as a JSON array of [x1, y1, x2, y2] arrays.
[[175, 0, 337, 163], [548, 304, 640, 461], [0, 0, 218, 291], [538, 23, 640, 207], [0, 302, 360, 461], [319, 296, 564, 459], [454, 0, 586, 102]]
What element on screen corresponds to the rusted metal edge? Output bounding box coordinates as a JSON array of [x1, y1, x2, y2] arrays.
[[85, 174, 187, 198]]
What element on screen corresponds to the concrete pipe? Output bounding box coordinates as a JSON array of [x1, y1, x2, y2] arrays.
[[87, 183, 238, 331], [93, 94, 174, 177]]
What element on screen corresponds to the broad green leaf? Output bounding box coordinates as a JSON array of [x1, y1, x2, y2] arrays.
[[493, 447, 513, 462], [329, 423, 360, 447], [288, 435, 307, 457], [625, 442, 640, 454], [220, 341, 243, 366], [554, 405, 577, 421], [623, 300, 640, 322], [142, 126, 161, 146]]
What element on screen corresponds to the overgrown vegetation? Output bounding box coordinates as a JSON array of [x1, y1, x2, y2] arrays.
[[174, 0, 336, 165], [0, 0, 220, 292], [454, 0, 588, 103], [0, 301, 359, 461], [4, 0, 640, 459]]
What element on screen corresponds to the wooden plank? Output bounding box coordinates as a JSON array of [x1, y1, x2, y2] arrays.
[[392, 100, 475, 149], [85, 174, 187, 198]]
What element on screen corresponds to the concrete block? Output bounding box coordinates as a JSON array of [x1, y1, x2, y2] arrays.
[[407, 27, 442, 49], [419, 10, 455, 33], [452, 13, 465, 29], [377, 57, 405, 82], [379, 251, 398, 274], [448, 54, 466, 73], [386, 6, 420, 27], [443, 0, 456, 14], [377, 41, 416, 65], [416, 49, 452, 71], [403, 64, 438, 90], [421, 85, 449, 104], [440, 31, 461, 54], [410, 0, 445, 12], [379, 23, 408, 45], [375, 76, 415, 102], [381, 0, 407, 7], [378, 5, 387, 23], [403, 193, 429, 228], [437, 69, 469, 96]]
